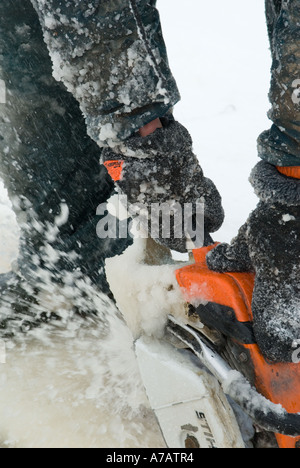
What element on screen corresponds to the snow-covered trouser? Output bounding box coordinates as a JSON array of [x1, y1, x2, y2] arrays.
[[0, 0, 180, 296], [0, 0, 129, 292], [205, 0, 300, 364], [30, 0, 181, 148], [260, 0, 300, 167], [207, 162, 300, 363]]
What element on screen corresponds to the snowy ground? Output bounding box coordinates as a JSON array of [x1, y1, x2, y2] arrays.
[[0, 0, 271, 448]]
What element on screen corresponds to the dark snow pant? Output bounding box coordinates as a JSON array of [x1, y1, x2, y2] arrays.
[[0, 0, 179, 292], [0, 0, 130, 292], [0, 0, 300, 294]]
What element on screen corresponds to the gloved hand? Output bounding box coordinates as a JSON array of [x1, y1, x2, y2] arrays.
[[207, 161, 300, 363], [101, 118, 224, 253]]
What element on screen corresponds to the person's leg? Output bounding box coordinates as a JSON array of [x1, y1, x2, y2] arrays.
[[259, 0, 300, 167], [0, 0, 130, 334], [29, 0, 224, 252], [30, 0, 181, 148], [207, 0, 300, 363]]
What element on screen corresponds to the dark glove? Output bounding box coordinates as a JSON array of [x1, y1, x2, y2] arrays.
[[101, 119, 224, 253], [207, 161, 300, 363]]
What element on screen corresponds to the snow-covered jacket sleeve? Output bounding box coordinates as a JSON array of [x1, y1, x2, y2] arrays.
[[30, 0, 180, 147], [206, 222, 254, 273]]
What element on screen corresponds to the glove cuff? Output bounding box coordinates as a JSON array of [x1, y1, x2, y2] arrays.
[[105, 119, 193, 160], [250, 161, 300, 206]]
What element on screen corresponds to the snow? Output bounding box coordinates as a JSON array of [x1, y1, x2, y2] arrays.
[[105, 239, 186, 340], [223, 370, 286, 421], [282, 214, 296, 223], [0, 0, 271, 448]]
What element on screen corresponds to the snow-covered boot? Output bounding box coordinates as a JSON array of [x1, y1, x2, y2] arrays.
[[102, 118, 224, 252], [207, 162, 300, 363]]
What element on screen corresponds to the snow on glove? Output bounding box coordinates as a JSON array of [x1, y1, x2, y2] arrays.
[[207, 161, 300, 363], [101, 119, 224, 253]]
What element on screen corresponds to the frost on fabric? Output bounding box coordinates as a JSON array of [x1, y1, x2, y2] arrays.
[[256, 293, 300, 359], [32, 0, 178, 147]]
